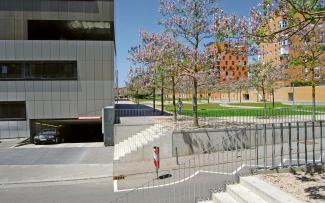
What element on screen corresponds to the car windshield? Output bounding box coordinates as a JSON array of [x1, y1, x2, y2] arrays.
[[40, 129, 56, 135]]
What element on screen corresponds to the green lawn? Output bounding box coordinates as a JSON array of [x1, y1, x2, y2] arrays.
[[228, 102, 291, 108], [164, 103, 226, 111], [162, 102, 322, 117], [179, 108, 313, 117]]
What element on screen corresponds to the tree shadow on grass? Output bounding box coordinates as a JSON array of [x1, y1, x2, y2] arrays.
[[305, 185, 325, 200]]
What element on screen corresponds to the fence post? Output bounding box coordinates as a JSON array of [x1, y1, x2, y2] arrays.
[[271, 123, 275, 168], [280, 123, 284, 168], [321, 121, 323, 164], [289, 123, 292, 168], [255, 124, 259, 168], [312, 121, 315, 166], [264, 124, 267, 170], [305, 122, 308, 166], [175, 147, 179, 165], [297, 122, 300, 167]]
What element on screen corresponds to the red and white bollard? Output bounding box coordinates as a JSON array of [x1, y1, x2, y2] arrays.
[[153, 146, 160, 179]]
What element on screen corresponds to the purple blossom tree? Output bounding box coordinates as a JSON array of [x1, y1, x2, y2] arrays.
[[128, 32, 183, 119], [159, 0, 221, 126], [249, 62, 286, 115]]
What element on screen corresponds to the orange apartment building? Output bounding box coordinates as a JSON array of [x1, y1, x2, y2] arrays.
[[207, 42, 248, 81], [259, 14, 325, 85]]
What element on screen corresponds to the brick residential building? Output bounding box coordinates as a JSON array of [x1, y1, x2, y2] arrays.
[[207, 42, 248, 81]]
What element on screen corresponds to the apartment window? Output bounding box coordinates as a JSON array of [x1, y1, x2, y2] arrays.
[[236, 56, 239, 60], [223, 56, 226, 60], [314, 74, 320, 79], [232, 61, 235, 65], [280, 55, 289, 61], [0, 61, 77, 80], [244, 61, 247, 65], [0, 101, 26, 121], [226, 61, 228, 65], [28, 20, 115, 41], [278, 20, 288, 29], [229, 56, 232, 60], [217, 61, 220, 65]]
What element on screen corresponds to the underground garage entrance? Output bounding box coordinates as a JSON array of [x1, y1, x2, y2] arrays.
[[30, 119, 103, 143]]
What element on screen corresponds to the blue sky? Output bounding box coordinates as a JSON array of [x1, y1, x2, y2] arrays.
[[115, 0, 260, 87]]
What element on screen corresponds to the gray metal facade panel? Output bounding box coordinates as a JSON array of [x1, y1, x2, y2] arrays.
[[0, 0, 114, 138]]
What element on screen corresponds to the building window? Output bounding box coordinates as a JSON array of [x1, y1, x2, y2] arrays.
[[278, 20, 288, 29], [232, 61, 235, 65], [0, 61, 77, 80], [229, 56, 232, 60], [236, 56, 239, 60], [0, 101, 26, 121], [28, 20, 115, 41], [225, 61, 228, 65]]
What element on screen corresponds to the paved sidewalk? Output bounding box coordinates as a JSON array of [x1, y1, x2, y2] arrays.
[[0, 164, 113, 186]]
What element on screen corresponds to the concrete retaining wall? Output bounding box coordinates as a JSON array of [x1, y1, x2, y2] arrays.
[[172, 123, 324, 157]]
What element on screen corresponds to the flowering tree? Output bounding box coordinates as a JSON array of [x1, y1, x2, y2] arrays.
[[290, 28, 325, 120], [128, 32, 183, 119], [126, 67, 150, 105], [160, 0, 223, 126], [250, 0, 325, 119], [250, 0, 325, 41], [249, 62, 285, 114], [234, 78, 251, 103]]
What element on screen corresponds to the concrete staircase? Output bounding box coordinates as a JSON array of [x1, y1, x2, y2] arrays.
[[199, 176, 302, 203], [113, 124, 171, 161]]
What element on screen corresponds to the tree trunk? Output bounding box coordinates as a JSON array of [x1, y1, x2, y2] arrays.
[[207, 93, 210, 104], [192, 78, 199, 127], [172, 76, 177, 121], [136, 89, 139, 105], [239, 89, 242, 103], [153, 87, 156, 113], [262, 85, 267, 117], [228, 91, 231, 103], [311, 67, 316, 121], [272, 88, 275, 108], [161, 86, 164, 116]]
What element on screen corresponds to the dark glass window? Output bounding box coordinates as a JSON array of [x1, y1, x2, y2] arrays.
[[0, 101, 26, 121], [28, 20, 114, 41], [0, 61, 77, 80]]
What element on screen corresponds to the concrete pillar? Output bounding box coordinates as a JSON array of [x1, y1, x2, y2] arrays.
[[102, 106, 114, 146]]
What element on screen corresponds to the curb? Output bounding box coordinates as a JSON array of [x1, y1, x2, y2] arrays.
[[0, 175, 113, 187]]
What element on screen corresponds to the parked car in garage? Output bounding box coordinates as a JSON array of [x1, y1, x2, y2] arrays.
[[34, 128, 63, 144]]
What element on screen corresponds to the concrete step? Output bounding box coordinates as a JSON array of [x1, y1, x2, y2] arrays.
[[227, 184, 268, 203], [212, 192, 237, 203], [113, 124, 172, 161], [240, 176, 302, 203]]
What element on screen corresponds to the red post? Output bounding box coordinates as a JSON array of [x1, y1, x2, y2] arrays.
[[153, 146, 160, 179]]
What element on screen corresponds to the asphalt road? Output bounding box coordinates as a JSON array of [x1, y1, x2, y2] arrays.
[[0, 145, 113, 165], [0, 179, 120, 203]]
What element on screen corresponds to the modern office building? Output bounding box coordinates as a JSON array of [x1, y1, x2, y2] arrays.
[[0, 0, 115, 141]]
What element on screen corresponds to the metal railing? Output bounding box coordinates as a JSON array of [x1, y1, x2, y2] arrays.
[[111, 119, 325, 203]]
